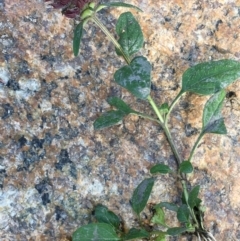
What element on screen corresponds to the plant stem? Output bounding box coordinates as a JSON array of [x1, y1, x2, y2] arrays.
[[147, 96, 164, 123], [165, 91, 184, 125], [91, 14, 131, 64], [181, 179, 189, 201], [163, 124, 182, 167], [132, 112, 161, 124], [188, 132, 204, 162], [147, 95, 182, 167]]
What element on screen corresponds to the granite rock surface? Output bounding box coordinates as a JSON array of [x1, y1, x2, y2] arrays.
[[0, 0, 240, 240]]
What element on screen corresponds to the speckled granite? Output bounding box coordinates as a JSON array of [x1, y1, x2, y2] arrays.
[[0, 0, 240, 240]]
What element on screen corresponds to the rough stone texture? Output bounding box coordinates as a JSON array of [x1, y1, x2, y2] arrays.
[[0, 0, 240, 240]]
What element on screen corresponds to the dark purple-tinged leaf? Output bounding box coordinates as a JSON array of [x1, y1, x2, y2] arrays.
[[188, 185, 200, 208], [72, 223, 120, 241], [179, 161, 193, 174], [177, 204, 190, 223], [130, 177, 155, 215], [116, 12, 143, 57], [94, 204, 120, 229], [181, 59, 240, 95], [114, 56, 151, 100], [150, 164, 172, 174], [94, 110, 125, 130], [202, 90, 227, 134], [123, 228, 149, 240]]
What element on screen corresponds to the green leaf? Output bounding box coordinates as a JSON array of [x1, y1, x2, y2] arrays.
[[179, 161, 193, 174], [116, 12, 144, 57], [97, 2, 142, 12], [124, 228, 149, 240], [167, 227, 188, 236], [158, 202, 178, 212], [114, 56, 151, 100], [107, 97, 134, 115], [130, 177, 155, 215], [158, 103, 169, 115], [73, 22, 84, 57], [94, 110, 125, 130], [181, 59, 240, 95], [155, 232, 167, 241], [151, 206, 166, 226], [94, 204, 121, 229], [94, 97, 137, 130], [188, 185, 200, 208], [202, 90, 227, 134], [150, 164, 172, 174], [72, 223, 120, 241], [177, 204, 190, 223]]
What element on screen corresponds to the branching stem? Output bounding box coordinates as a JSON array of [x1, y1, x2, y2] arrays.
[[165, 91, 184, 125], [147, 95, 182, 167], [92, 13, 183, 170]]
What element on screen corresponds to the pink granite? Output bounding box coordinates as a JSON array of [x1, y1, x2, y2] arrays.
[[0, 0, 240, 240]]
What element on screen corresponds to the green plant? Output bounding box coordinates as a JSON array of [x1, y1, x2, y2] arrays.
[[45, 1, 240, 240]]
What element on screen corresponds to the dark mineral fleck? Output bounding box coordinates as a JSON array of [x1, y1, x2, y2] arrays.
[[55, 149, 72, 170], [41, 193, 50, 205], [35, 179, 51, 205], [18, 136, 27, 147], [1, 103, 14, 119], [6, 79, 20, 91], [185, 123, 198, 137], [55, 206, 67, 222]]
